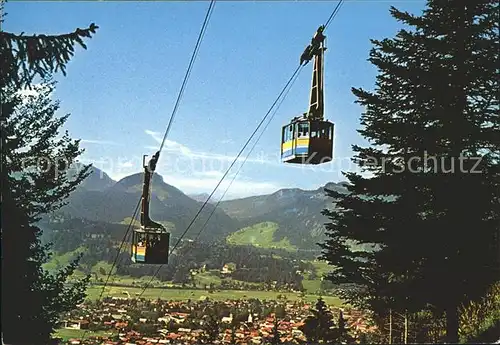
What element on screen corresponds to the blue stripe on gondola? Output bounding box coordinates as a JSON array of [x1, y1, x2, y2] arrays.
[[282, 147, 309, 157]]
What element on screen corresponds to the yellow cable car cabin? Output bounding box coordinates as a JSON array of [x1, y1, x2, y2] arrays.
[[281, 119, 334, 164], [281, 25, 335, 165], [131, 152, 170, 265], [131, 228, 170, 264]]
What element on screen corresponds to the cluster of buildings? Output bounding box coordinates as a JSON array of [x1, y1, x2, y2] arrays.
[[59, 297, 376, 344]]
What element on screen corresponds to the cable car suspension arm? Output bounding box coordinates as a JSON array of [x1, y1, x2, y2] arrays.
[[141, 152, 162, 229], [298, 0, 343, 122]]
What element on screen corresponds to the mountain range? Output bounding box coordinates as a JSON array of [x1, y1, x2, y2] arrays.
[[188, 193, 213, 203], [219, 182, 348, 249], [51, 166, 347, 251]]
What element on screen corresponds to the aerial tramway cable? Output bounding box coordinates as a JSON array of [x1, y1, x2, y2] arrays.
[[153, 70, 303, 299], [139, 0, 345, 298], [157, 0, 216, 156], [192, 0, 345, 239], [180, 0, 346, 255], [191, 0, 346, 239], [193, 69, 302, 242], [324, 0, 344, 29], [191, 0, 344, 246], [138, 64, 303, 298], [80, 1, 215, 341], [99, 199, 140, 299]]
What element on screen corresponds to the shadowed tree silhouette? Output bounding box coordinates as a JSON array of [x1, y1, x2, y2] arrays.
[[270, 313, 282, 345], [299, 297, 336, 343], [201, 304, 221, 343], [320, 0, 499, 343], [1, 1, 98, 343], [334, 310, 355, 344]]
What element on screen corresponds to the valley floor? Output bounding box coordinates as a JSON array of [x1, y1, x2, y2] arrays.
[[55, 294, 374, 345], [86, 284, 343, 305]]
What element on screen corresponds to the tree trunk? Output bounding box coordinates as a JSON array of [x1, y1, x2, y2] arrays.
[[389, 309, 392, 344], [445, 305, 459, 343], [404, 312, 408, 344]]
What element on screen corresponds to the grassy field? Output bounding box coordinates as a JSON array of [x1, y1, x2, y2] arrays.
[[227, 222, 297, 251], [301, 279, 321, 294], [300, 260, 333, 294], [311, 260, 332, 276], [193, 270, 222, 286], [85, 285, 343, 306], [46, 250, 335, 295], [119, 217, 175, 230], [45, 239, 339, 306], [43, 247, 88, 276], [91, 260, 117, 275], [120, 217, 141, 227], [53, 328, 110, 340]]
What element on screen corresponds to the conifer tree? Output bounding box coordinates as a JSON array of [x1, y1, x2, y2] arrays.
[[0, 2, 98, 89], [335, 310, 354, 344], [1, 1, 98, 343], [4, 79, 91, 223], [228, 307, 243, 345], [201, 304, 221, 343], [229, 321, 237, 345], [270, 314, 282, 345], [320, 1, 499, 342], [299, 297, 336, 343]]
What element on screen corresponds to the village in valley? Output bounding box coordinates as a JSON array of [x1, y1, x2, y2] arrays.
[[58, 296, 375, 344]]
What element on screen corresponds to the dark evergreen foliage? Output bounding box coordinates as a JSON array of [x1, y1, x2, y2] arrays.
[[335, 310, 354, 344], [299, 297, 336, 343], [1, 2, 98, 342], [320, 1, 499, 343], [270, 315, 282, 345], [0, 19, 98, 88], [1, 185, 90, 344], [2, 81, 93, 343], [201, 306, 221, 343], [4, 80, 91, 223]]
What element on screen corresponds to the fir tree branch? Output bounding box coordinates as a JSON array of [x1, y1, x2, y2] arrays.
[[0, 23, 99, 88]]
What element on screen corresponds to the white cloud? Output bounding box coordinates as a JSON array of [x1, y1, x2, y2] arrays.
[[167, 175, 283, 199], [194, 170, 225, 178], [143, 129, 364, 175], [118, 161, 134, 168], [76, 155, 141, 182], [77, 129, 360, 197], [81, 139, 120, 146], [144, 130, 192, 155], [144, 129, 276, 165], [108, 172, 133, 181]]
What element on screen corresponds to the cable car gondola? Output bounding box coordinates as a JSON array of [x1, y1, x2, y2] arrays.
[[281, 25, 335, 165], [131, 152, 170, 265]]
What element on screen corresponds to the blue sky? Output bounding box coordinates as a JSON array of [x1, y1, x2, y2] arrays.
[[6, 0, 426, 199]]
